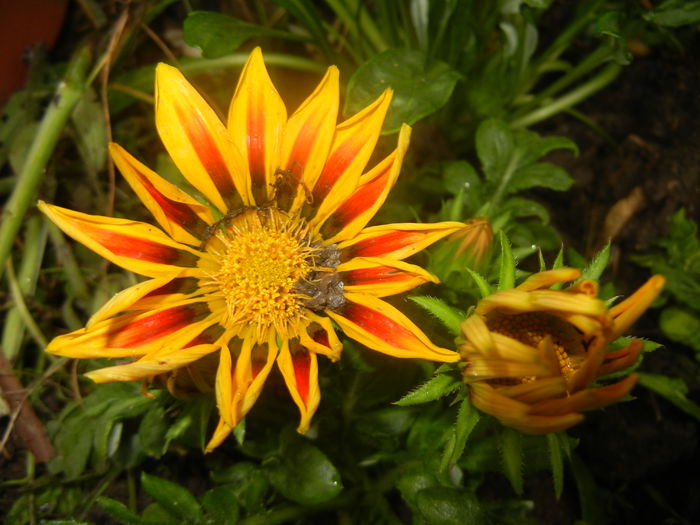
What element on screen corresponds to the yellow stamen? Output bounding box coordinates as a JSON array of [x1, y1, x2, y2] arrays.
[[203, 208, 319, 341]]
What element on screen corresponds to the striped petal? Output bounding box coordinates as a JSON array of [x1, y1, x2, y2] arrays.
[[215, 334, 279, 430], [155, 63, 249, 212], [227, 47, 287, 205], [277, 66, 339, 213], [46, 300, 213, 358], [326, 293, 459, 362], [305, 90, 393, 225], [321, 125, 411, 243], [38, 202, 200, 277], [338, 222, 466, 261], [299, 314, 343, 362], [277, 342, 321, 434], [110, 142, 214, 245], [339, 256, 438, 297]]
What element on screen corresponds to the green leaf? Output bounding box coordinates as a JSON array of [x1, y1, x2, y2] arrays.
[[201, 486, 240, 525], [409, 295, 464, 336], [71, 89, 107, 174], [660, 306, 700, 352], [210, 462, 268, 512], [415, 487, 486, 524], [644, 0, 700, 27], [497, 231, 515, 291], [97, 497, 164, 525], [465, 268, 493, 299], [638, 372, 700, 421], [183, 11, 307, 58], [345, 49, 461, 133], [476, 118, 514, 181], [395, 374, 462, 406], [264, 432, 343, 505], [271, 0, 335, 58], [579, 242, 610, 282], [440, 398, 480, 470], [508, 162, 574, 194], [140, 472, 203, 522], [138, 405, 168, 458], [501, 196, 550, 223], [501, 428, 523, 495], [547, 434, 564, 500]]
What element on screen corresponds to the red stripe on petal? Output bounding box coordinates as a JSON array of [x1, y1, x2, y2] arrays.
[[184, 324, 225, 348], [313, 330, 330, 348], [276, 116, 320, 210], [341, 302, 423, 350], [292, 351, 311, 404], [347, 231, 425, 258], [175, 104, 238, 208], [312, 138, 359, 203], [85, 226, 197, 266], [247, 93, 267, 200], [344, 265, 405, 286], [323, 168, 390, 235], [109, 304, 208, 348], [136, 172, 207, 235], [144, 277, 200, 297]]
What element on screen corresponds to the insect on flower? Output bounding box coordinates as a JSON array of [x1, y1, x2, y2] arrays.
[[39, 48, 465, 451]]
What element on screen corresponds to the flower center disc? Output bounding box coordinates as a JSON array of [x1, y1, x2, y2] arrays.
[[486, 311, 586, 383], [209, 208, 316, 336]]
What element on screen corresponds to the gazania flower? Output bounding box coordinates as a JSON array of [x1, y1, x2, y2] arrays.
[[39, 48, 462, 451], [460, 268, 664, 434]]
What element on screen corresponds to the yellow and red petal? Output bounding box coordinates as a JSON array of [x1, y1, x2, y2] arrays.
[[306, 90, 393, 225], [338, 222, 466, 261], [155, 63, 249, 212], [38, 202, 201, 278], [227, 47, 286, 205], [321, 125, 411, 244], [277, 66, 339, 213], [339, 256, 438, 297], [46, 300, 213, 359], [85, 342, 220, 383], [109, 143, 214, 245], [231, 334, 279, 422], [277, 342, 321, 434], [298, 314, 343, 362], [326, 293, 459, 362]]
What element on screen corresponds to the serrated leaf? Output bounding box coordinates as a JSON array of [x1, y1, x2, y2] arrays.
[[141, 472, 203, 521], [440, 398, 480, 470], [501, 428, 523, 495], [476, 118, 514, 180], [547, 433, 564, 500], [183, 11, 307, 58], [409, 295, 464, 336], [497, 231, 515, 290], [638, 372, 700, 421], [465, 268, 492, 299], [395, 374, 462, 406], [508, 162, 574, 194], [346, 49, 461, 133], [579, 242, 610, 282], [501, 196, 550, 223]]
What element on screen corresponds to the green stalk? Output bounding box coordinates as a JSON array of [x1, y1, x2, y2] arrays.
[[0, 45, 91, 282], [179, 53, 324, 76], [2, 216, 47, 359], [510, 62, 621, 129], [5, 259, 48, 351], [325, 0, 388, 55]]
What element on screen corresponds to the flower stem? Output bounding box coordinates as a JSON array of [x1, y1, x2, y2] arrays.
[[0, 45, 91, 282]]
